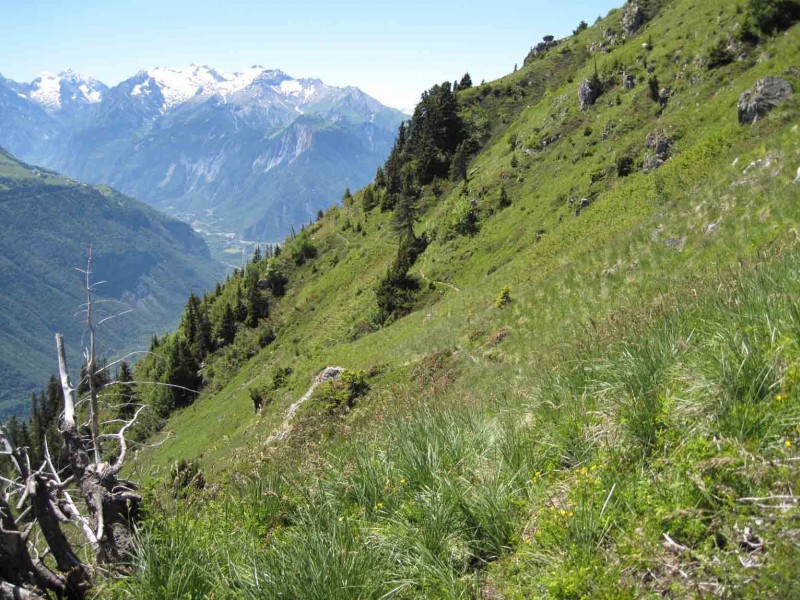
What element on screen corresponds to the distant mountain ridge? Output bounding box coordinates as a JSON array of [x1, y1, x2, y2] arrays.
[[0, 65, 406, 242], [0, 146, 225, 416]]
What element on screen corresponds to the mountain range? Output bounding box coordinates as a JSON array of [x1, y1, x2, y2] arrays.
[[0, 65, 406, 247], [0, 146, 224, 416]]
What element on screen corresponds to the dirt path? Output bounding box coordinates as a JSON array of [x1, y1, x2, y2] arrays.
[[419, 267, 461, 292], [265, 366, 343, 443]]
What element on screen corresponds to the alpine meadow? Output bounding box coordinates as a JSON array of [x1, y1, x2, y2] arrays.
[[3, 0, 800, 598]]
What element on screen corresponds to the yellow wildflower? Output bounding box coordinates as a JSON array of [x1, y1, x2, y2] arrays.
[[785, 440, 793, 448]]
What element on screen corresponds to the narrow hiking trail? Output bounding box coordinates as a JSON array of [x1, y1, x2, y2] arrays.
[[419, 267, 461, 292], [265, 366, 343, 443]]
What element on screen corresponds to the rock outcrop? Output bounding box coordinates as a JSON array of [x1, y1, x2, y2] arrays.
[[643, 130, 673, 172], [578, 77, 599, 111], [621, 1, 645, 37], [738, 77, 793, 124]]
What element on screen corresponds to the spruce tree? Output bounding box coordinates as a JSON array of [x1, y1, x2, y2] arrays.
[[165, 337, 201, 409], [459, 73, 473, 89], [218, 303, 237, 346], [246, 283, 269, 328], [117, 361, 137, 419]]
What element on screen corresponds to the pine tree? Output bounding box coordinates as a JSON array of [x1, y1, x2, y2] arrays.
[[252, 245, 262, 263], [449, 141, 469, 181], [217, 303, 237, 347], [246, 283, 269, 328], [117, 361, 137, 419], [165, 337, 201, 409], [234, 284, 247, 322], [459, 73, 473, 89], [196, 309, 213, 358]]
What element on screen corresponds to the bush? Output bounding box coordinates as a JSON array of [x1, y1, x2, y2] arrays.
[[291, 230, 318, 266], [318, 370, 370, 411], [747, 0, 800, 34], [449, 197, 479, 237], [495, 286, 512, 308], [273, 366, 292, 389], [573, 20, 589, 35], [616, 154, 635, 177], [707, 38, 735, 69]]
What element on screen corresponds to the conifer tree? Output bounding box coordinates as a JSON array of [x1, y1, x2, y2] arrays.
[[117, 361, 137, 419], [234, 284, 247, 322], [450, 141, 469, 181], [165, 337, 201, 409], [459, 73, 473, 88], [246, 283, 269, 328], [218, 303, 237, 346]]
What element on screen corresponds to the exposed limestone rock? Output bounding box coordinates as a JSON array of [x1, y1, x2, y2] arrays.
[[621, 1, 645, 37], [658, 87, 671, 109], [623, 72, 637, 89], [643, 130, 673, 172], [738, 77, 793, 124], [578, 78, 599, 111]]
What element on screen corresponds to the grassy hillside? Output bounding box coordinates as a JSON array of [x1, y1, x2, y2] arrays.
[[0, 148, 225, 416], [111, 0, 800, 596]]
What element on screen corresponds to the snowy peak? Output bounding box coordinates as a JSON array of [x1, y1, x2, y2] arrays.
[[140, 65, 294, 110], [27, 70, 107, 111]]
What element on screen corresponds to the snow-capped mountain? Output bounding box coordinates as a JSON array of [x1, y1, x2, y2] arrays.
[[0, 65, 406, 241], [21, 70, 108, 113]]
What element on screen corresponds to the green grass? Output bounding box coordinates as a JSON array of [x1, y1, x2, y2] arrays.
[[114, 0, 800, 596]]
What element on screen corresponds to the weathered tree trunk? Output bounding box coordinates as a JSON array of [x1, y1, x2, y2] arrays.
[[57, 335, 141, 565], [0, 497, 65, 599]]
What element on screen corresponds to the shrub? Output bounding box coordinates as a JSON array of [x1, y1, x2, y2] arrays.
[[318, 370, 370, 411], [573, 20, 589, 35], [707, 38, 735, 69], [616, 154, 635, 177], [273, 366, 292, 389], [495, 286, 512, 308], [498, 186, 511, 208], [747, 0, 800, 34], [291, 230, 317, 266], [449, 197, 479, 237]]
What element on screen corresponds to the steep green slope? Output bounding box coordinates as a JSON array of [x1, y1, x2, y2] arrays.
[[113, 0, 800, 596], [0, 148, 225, 416]]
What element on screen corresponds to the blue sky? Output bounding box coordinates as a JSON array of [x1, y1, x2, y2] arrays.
[[2, 0, 621, 110]]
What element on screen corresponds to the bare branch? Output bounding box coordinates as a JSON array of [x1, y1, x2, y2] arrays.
[[55, 334, 76, 428], [96, 309, 135, 327]]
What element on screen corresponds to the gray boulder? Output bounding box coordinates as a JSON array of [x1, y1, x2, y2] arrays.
[[578, 78, 599, 111], [738, 77, 793, 124], [623, 72, 637, 90]]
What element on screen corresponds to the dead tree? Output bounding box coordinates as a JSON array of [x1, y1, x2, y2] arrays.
[[0, 252, 145, 598]]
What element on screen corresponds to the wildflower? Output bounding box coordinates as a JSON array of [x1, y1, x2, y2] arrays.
[[525, 537, 532, 545], [338, 516, 345, 522], [785, 440, 793, 448], [399, 478, 406, 484], [568, 511, 574, 517], [776, 394, 785, 402], [559, 509, 567, 516], [374, 502, 384, 510]]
